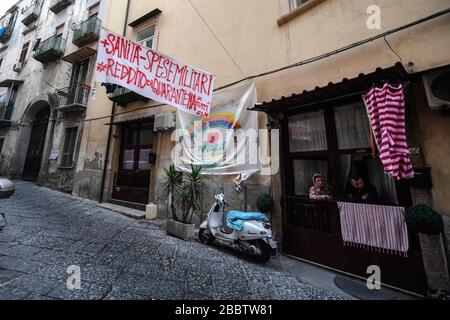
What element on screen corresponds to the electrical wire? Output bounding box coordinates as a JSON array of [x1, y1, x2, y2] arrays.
[[187, 0, 246, 77], [384, 36, 403, 64], [25, 7, 450, 125]]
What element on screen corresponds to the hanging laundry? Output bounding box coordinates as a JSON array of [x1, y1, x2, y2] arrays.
[[363, 83, 414, 180], [0, 27, 6, 39], [101, 82, 118, 94]]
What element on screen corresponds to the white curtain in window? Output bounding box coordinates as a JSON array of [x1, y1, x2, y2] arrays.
[[289, 110, 327, 152], [334, 102, 371, 150], [339, 154, 352, 190], [366, 158, 398, 204], [293, 159, 328, 196], [123, 149, 134, 170]]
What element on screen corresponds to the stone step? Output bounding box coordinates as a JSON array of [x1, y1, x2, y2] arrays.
[[97, 202, 145, 220]]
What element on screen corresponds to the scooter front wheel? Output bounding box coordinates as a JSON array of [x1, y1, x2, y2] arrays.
[[199, 228, 215, 245]]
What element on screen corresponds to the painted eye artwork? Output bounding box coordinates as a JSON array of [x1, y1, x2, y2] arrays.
[[208, 132, 219, 144]]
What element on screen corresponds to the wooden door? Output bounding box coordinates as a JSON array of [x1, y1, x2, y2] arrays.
[[23, 107, 50, 181], [112, 122, 153, 204]]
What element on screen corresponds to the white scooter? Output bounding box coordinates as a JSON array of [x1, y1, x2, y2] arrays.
[[199, 193, 277, 263]]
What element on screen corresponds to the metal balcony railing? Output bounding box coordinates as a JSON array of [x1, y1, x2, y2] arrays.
[[49, 0, 73, 14], [108, 86, 131, 98], [73, 15, 101, 47], [22, 0, 43, 26], [33, 34, 66, 63], [0, 101, 14, 121], [108, 86, 148, 107], [57, 84, 90, 109]]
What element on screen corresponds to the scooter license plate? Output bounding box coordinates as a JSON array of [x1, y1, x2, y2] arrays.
[[267, 238, 277, 249]]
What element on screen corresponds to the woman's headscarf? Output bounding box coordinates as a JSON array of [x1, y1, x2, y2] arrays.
[[312, 173, 323, 184]]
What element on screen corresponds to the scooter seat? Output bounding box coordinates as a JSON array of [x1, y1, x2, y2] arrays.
[[221, 211, 235, 234]]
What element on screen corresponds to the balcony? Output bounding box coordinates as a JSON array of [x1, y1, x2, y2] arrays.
[[49, 0, 73, 14], [33, 35, 66, 63], [56, 84, 90, 113], [0, 25, 14, 44], [0, 69, 24, 87], [0, 101, 14, 127], [21, 0, 43, 26], [108, 86, 148, 107], [73, 15, 101, 47]]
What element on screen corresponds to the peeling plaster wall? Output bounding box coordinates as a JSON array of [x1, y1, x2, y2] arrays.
[[0, 1, 105, 194]]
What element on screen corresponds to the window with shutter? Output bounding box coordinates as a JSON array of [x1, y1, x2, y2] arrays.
[[61, 127, 78, 168], [19, 42, 30, 63]]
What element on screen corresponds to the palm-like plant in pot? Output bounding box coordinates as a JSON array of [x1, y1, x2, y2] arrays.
[[162, 164, 182, 221], [164, 164, 203, 240]]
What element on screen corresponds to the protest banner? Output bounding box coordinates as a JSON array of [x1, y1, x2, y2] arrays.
[[174, 81, 260, 175], [96, 29, 215, 117]]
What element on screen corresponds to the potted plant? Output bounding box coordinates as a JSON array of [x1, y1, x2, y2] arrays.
[[164, 164, 203, 240], [256, 193, 274, 214], [405, 204, 449, 299], [162, 164, 182, 221]]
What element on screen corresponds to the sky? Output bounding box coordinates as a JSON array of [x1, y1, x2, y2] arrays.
[[0, 0, 18, 17]]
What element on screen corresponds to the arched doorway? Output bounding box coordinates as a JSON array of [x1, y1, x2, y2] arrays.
[[22, 106, 50, 181]]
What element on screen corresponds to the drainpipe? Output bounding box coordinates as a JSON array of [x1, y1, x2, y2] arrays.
[[99, 0, 131, 203]]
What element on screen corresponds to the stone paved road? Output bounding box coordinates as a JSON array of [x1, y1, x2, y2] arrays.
[[0, 181, 344, 300]]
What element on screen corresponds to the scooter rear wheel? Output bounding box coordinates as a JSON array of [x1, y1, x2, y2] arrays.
[[199, 228, 215, 245], [252, 240, 273, 263]]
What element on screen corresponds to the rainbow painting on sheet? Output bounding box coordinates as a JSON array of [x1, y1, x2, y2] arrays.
[[187, 111, 242, 136]]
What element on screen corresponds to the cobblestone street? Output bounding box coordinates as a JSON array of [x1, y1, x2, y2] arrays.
[[0, 181, 344, 300]]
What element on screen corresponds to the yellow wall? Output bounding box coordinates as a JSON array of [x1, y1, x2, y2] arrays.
[[76, 0, 450, 213]]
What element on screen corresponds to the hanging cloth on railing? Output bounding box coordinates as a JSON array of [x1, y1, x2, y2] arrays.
[[363, 83, 414, 180], [0, 27, 6, 39], [101, 82, 118, 94], [338, 202, 409, 256]]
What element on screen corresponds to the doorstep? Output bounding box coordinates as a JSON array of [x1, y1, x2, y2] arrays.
[[97, 202, 146, 220]]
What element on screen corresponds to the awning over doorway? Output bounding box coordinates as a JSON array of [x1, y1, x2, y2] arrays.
[[252, 63, 409, 114], [105, 116, 154, 126]]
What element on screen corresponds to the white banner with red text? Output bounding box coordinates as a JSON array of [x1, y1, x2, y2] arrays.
[[96, 29, 215, 117]]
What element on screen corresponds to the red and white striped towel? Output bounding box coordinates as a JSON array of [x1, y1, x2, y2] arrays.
[[338, 202, 409, 256], [363, 83, 414, 180]]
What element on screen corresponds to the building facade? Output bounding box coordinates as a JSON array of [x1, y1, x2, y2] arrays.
[[2, 0, 449, 295], [70, 0, 450, 294], [0, 0, 105, 192]]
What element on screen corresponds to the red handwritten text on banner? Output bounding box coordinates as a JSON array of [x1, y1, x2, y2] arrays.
[[96, 29, 215, 117]]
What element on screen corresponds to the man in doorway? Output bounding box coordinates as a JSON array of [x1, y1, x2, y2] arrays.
[[344, 174, 379, 204]]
